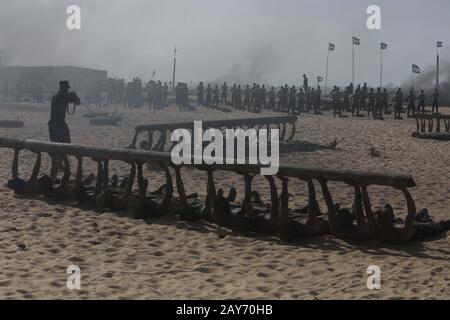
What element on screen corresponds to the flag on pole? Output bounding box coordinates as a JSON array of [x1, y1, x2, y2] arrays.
[[412, 64, 421, 74], [317, 76, 323, 82], [353, 37, 360, 45], [437, 41, 443, 48], [328, 43, 335, 51], [381, 42, 388, 50]]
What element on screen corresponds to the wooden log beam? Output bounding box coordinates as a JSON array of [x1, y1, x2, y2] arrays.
[[134, 116, 297, 135], [0, 138, 416, 188]]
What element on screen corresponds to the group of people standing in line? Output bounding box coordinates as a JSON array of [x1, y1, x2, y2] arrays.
[[196, 74, 441, 119]]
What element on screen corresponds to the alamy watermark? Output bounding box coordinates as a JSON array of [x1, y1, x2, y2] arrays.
[[66, 265, 81, 290], [366, 265, 381, 290], [170, 121, 280, 175]]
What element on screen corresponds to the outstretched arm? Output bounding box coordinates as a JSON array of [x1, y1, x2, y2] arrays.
[[305, 178, 319, 220], [92, 159, 103, 198], [159, 163, 173, 214], [242, 173, 255, 216], [361, 185, 375, 232], [136, 161, 147, 198], [352, 185, 365, 227], [318, 179, 336, 224], [119, 162, 136, 206], [60, 155, 71, 187], [12, 148, 20, 179], [28, 151, 41, 185], [206, 168, 217, 205], [174, 166, 188, 208], [279, 177, 289, 224], [75, 156, 83, 188], [265, 176, 279, 227], [402, 188, 417, 231]]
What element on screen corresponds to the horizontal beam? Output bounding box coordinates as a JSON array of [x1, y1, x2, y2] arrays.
[[0, 138, 415, 188], [134, 115, 298, 134]]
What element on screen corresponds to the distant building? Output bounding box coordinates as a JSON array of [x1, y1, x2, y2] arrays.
[[0, 66, 107, 103]]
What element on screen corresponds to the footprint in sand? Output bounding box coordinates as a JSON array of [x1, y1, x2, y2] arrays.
[[0, 279, 12, 287], [68, 256, 85, 263]]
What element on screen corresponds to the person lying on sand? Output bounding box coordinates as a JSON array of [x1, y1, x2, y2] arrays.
[[102, 162, 138, 212], [208, 172, 279, 234], [278, 176, 329, 241], [319, 179, 375, 241], [375, 186, 450, 244], [7, 149, 41, 195], [134, 162, 173, 219], [38, 155, 74, 199]]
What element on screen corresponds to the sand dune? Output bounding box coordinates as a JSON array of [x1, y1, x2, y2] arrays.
[[0, 103, 449, 300]]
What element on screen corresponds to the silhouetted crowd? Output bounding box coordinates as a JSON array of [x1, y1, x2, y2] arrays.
[[196, 75, 441, 118]]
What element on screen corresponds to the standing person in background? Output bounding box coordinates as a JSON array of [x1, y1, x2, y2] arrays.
[[287, 86, 296, 115], [375, 87, 383, 118], [432, 88, 439, 114], [197, 82, 204, 106], [352, 85, 361, 117], [417, 90, 426, 114], [303, 74, 308, 92], [360, 83, 368, 112], [221, 82, 228, 105], [367, 88, 375, 117], [267, 86, 275, 112], [382, 88, 389, 114], [205, 84, 212, 108], [407, 90, 416, 118], [394, 88, 403, 119]]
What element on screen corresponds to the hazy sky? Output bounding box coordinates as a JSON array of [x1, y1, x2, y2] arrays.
[[1, 0, 450, 87]]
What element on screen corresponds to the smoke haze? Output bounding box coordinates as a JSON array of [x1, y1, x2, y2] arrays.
[[1, 0, 450, 88]]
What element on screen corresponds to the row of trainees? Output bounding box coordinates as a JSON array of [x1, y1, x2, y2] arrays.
[[197, 81, 322, 114], [197, 81, 441, 118], [331, 83, 440, 118], [206, 173, 450, 245], [7, 152, 450, 244], [123, 78, 170, 108]]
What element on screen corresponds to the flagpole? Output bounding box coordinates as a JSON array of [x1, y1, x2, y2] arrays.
[[325, 46, 330, 94], [436, 45, 440, 88], [172, 46, 177, 92], [352, 42, 355, 84], [412, 67, 414, 90], [380, 46, 383, 88]]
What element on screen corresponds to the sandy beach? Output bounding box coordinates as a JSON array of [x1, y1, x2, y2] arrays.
[[0, 102, 449, 300]]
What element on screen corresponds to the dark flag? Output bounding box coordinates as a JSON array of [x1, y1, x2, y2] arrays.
[[381, 42, 387, 50], [317, 76, 323, 82], [328, 43, 335, 51], [353, 37, 360, 45], [412, 64, 421, 74], [437, 41, 443, 48]]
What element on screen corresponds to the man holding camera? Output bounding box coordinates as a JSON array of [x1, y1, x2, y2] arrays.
[[49, 80, 80, 144], [48, 80, 80, 179]]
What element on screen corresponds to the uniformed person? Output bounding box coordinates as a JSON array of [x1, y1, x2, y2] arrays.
[[197, 82, 204, 106], [206, 84, 212, 108], [221, 82, 228, 105], [212, 85, 220, 108], [432, 88, 439, 114], [352, 85, 361, 117], [417, 90, 426, 114], [367, 88, 375, 117], [407, 90, 416, 118], [375, 87, 383, 118], [382, 88, 389, 114], [268, 86, 275, 111], [394, 88, 403, 119], [288, 86, 296, 115]]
